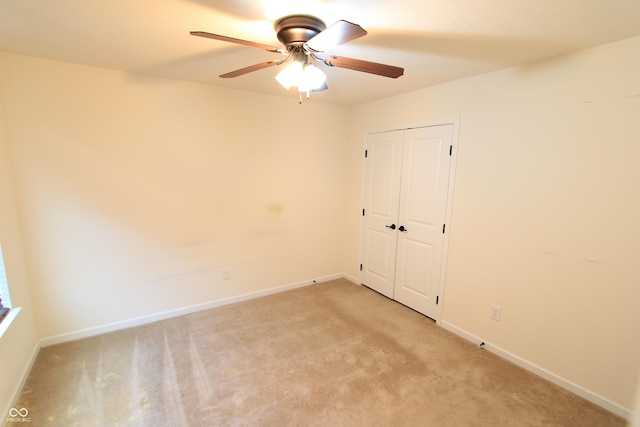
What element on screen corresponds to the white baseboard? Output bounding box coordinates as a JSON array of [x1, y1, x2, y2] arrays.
[[342, 272, 359, 284], [2, 339, 40, 427], [40, 273, 352, 348], [438, 320, 632, 421]]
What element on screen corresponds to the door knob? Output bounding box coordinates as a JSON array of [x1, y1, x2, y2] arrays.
[[385, 224, 396, 230], [399, 225, 408, 232]]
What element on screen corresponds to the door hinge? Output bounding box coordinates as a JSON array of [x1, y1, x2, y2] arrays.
[[362, 208, 365, 216], [436, 296, 439, 305], [359, 264, 363, 271], [442, 224, 446, 233], [364, 149, 368, 158], [449, 145, 453, 156]]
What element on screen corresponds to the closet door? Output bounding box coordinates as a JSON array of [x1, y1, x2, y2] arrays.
[[393, 125, 453, 318], [360, 124, 454, 319], [359, 130, 404, 298]]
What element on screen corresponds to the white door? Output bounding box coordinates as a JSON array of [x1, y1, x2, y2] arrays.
[[393, 126, 453, 318], [360, 124, 454, 319], [359, 130, 404, 298]]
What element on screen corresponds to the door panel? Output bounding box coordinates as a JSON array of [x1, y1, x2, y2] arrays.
[[394, 125, 453, 318], [365, 229, 393, 281], [360, 131, 403, 298], [396, 239, 433, 297], [404, 138, 442, 227], [370, 140, 399, 217]]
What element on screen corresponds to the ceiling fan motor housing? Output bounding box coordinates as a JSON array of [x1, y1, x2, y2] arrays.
[[275, 15, 326, 49]]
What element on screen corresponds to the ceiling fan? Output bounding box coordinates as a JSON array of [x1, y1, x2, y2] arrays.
[[191, 15, 404, 102]]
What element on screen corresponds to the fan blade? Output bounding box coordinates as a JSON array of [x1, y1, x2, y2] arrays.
[[305, 20, 367, 53], [190, 31, 283, 53], [324, 56, 404, 78], [220, 61, 281, 78]]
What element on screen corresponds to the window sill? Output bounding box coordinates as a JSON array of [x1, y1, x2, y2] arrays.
[[0, 307, 21, 339]]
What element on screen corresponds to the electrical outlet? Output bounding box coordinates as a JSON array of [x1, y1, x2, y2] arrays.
[[221, 267, 230, 280], [490, 304, 502, 321]]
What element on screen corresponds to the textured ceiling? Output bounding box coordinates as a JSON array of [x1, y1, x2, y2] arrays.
[[1, 0, 639, 105]]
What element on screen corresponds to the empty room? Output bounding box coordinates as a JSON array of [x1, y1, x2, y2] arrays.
[[1, 1, 639, 425]]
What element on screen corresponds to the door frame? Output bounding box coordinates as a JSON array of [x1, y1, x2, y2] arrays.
[[358, 116, 460, 324]]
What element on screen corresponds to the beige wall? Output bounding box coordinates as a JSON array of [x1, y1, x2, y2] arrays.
[[0, 74, 39, 418], [346, 36, 640, 412], [0, 52, 349, 339]]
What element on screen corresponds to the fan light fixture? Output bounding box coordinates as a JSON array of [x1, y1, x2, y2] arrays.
[[275, 60, 326, 91], [275, 50, 326, 102]]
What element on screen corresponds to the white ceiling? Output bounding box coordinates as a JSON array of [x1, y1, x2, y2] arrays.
[[1, 0, 639, 106]]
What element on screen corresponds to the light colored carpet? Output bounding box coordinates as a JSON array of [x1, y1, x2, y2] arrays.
[[15, 279, 624, 426]]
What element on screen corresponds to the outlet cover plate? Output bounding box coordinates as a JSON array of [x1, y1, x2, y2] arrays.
[[490, 304, 502, 321]]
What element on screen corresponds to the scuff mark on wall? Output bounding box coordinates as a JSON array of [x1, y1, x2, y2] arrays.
[[580, 258, 603, 265], [267, 204, 283, 214], [150, 269, 210, 283], [530, 248, 560, 257], [530, 248, 603, 265]]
